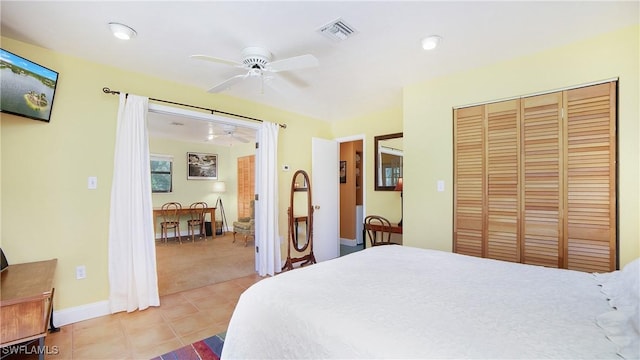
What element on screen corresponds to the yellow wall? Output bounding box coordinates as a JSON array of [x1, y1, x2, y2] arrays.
[[147, 138, 254, 234], [332, 105, 404, 222], [0, 37, 330, 310], [403, 25, 640, 267]]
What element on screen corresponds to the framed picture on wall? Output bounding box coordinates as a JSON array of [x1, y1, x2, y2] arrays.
[[187, 152, 218, 180], [340, 161, 347, 183]]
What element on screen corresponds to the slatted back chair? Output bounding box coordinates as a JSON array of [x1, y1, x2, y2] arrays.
[[364, 215, 395, 247], [187, 202, 207, 242], [160, 202, 182, 243]]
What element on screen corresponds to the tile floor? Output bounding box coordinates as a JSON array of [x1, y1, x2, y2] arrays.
[[155, 232, 255, 296], [9, 237, 357, 359], [24, 274, 262, 360]]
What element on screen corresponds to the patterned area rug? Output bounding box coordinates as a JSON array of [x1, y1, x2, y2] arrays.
[[152, 332, 225, 360]]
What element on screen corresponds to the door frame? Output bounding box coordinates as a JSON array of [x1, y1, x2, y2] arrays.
[[336, 134, 367, 247], [147, 103, 261, 279]]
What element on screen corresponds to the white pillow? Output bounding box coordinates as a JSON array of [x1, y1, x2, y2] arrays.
[[595, 258, 640, 309], [595, 258, 640, 359]]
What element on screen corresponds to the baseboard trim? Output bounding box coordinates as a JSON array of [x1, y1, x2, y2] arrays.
[[340, 238, 357, 246], [155, 228, 231, 240], [53, 300, 111, 327]]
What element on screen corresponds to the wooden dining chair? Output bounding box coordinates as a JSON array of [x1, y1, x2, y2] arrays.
[[160, 202, 182, 243], [364, 215, 395, 247], [187, 202, 207, 242]]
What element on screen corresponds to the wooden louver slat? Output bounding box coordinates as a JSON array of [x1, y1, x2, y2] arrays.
[[565, 83, 616, 272], [453, 106, 485, 258], [521, 93, 563, 268], [486, 100, 520, 262], [453, 82, 616, 272], [237, 155, 255, 218]]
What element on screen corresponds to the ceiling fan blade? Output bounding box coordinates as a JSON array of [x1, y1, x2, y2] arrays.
[[232, 134, 250, 143], [207, 73, 248, 93], [264, 75, 298, 95], [268, 54, 319, 72], [191, 54, 242, 67]]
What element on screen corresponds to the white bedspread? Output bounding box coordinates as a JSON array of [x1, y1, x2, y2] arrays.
[[222, 246, 619, 359]]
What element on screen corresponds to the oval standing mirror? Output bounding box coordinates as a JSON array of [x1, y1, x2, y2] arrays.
[[291, 171, 310, 251], [282, 170, 316, 271], [374, 132, 403, 191]]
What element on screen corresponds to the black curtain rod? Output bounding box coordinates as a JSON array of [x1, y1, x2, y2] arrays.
[[102, 87, 286, 128]]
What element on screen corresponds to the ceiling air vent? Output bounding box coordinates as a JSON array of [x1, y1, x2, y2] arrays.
[[318, 18, 358, 42]]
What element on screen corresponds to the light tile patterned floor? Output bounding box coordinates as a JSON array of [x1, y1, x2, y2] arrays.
[[21, 274, 262, 360], [10, 235, 360, 359]]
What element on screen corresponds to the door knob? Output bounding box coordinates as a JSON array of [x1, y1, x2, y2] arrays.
[[314, 205, 320, 209]]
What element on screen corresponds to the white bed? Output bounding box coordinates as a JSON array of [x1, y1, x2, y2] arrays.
[[222, 246, 639, 359]]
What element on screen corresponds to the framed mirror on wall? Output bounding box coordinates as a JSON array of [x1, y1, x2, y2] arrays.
[[374, 132, 403, 191]]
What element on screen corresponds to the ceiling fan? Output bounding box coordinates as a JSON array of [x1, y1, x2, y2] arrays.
[[212, 124, 251, 143], [191, 46, 319, 93]]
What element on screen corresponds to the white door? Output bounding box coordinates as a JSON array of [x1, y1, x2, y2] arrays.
[[311, 137, 340, 262]]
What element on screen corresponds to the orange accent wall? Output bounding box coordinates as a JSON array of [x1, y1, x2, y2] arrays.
[[340, 140, 363, 239]]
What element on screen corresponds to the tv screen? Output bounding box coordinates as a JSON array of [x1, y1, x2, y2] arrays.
[[1, 48, 59, 122], [0, 248, 8, 272]]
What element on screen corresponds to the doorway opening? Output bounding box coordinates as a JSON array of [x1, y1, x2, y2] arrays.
[[337, 136, 365, 255], [148, 104, 260, 295]]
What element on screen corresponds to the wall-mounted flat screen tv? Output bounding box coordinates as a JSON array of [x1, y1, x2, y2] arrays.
[[1, 48, 59, 122]]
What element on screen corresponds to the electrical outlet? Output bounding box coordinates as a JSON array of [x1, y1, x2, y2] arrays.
[[76, 265, 86, 279]]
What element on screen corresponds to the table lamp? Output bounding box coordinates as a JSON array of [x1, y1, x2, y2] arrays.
[[394, 177, 403, 226]]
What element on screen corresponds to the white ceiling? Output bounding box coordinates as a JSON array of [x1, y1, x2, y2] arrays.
[[2, 1, 638, 144]]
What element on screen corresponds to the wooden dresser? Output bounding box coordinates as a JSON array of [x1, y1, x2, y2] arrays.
[[0, 259, 57, 351]]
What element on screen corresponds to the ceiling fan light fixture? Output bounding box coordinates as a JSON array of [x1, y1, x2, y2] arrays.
[[421, 35, 442, 50], [109, 22, 137, 40]]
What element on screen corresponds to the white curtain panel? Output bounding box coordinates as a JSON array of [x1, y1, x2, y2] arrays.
[[255, 121, 281, 276], [108, 93, 160, 313]]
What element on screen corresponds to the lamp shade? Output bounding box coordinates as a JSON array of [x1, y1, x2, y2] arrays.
[[212, 181, 226, 193], [394, 177, 403, 191]]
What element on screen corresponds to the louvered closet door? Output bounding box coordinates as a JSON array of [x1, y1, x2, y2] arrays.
[[486, 100, 520, 262], [564, 82, 616, 272], [521, 93, 563, 268], [237, 155, 255, 218], [453, 106, 485, 257]]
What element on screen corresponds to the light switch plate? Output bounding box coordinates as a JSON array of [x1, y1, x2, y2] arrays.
[[76, 265, 86, 279], [437, 180, 445, 192], [88, 176, 97, 189]]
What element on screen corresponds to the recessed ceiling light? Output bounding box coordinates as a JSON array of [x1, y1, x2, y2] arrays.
[[109, 22, 137, 40], [421, 35, 442, 50]]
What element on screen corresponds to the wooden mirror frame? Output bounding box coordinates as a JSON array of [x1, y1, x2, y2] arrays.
[[374, 132, 403, 191], [290, 171, 311, 252], [282, 169, 316, 271]]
